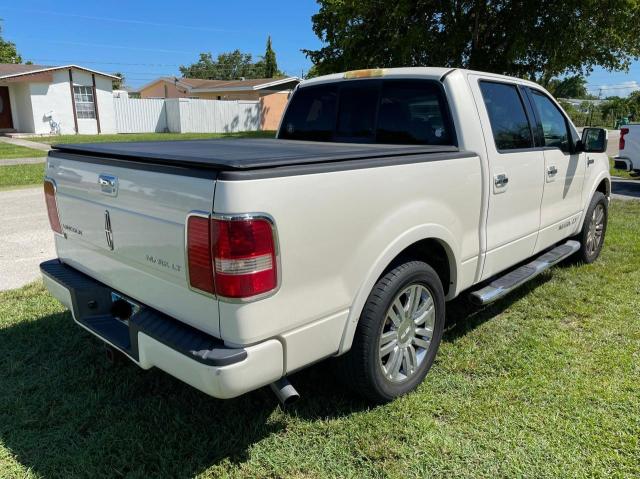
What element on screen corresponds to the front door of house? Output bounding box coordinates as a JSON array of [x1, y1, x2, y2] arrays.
[[0, 87, 13, 129]]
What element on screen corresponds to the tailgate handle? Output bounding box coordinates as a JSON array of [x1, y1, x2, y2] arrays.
[[98, 174, 118, 196]]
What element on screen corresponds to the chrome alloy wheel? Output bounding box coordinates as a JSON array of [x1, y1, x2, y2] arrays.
[[378, 284, 436, 383], [586, 203, 605, 256]]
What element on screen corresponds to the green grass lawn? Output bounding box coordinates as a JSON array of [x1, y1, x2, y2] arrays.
[[0, 163, 44, 190], [610, 158, 635, 179], [33, 130, 276, 145], [0, 200, 639, 478], [0, 142, 47, 160]]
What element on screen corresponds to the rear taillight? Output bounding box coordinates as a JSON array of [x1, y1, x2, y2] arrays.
[[186, 213, 278, 300], [186, 214, 215, 294], [44, 178, 62, 234], [620, 127, 629, 150]]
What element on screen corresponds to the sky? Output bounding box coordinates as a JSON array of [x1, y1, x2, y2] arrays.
[[1, 1, 639, 96], [0, 0, 322, 88]]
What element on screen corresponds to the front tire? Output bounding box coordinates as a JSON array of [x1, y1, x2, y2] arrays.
[[340, 261, 445, 403], [575, 192, 608, 264]]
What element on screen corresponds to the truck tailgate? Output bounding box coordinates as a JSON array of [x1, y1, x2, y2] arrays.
[[47, 153, 221, 336]]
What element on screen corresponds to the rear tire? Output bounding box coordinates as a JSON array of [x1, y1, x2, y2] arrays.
[[575, 192, 608, 264], [340, 261, 445, 403]]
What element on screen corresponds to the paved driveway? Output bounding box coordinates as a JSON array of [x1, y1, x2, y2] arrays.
[[612, 177, 640, 200], [0, 187, 55, 291]]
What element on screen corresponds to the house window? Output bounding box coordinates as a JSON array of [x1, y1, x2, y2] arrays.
[[73, 86, 96, 119]]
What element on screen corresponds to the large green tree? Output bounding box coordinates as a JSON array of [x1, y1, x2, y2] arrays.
[[546, 75, 591, 99], [180, 50, 263, 80], [305, 0, 640, 84], [0, 23, 22, 64]]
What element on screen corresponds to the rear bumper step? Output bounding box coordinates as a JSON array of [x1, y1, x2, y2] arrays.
[[40, 259, 284, 399], [40, 259, 245, 366], [470, 240, 580, 305]]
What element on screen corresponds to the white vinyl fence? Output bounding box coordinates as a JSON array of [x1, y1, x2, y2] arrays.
[[114, 98, 261, 134], [114, 98, 166, 133]]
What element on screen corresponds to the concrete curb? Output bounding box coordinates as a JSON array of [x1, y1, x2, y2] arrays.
[[0, 136, 52, 152], [1, 157, 46, 166]]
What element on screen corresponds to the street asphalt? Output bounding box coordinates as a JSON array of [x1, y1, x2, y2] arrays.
[[0, 187, 55, 291], [0, 177, 638, 292]]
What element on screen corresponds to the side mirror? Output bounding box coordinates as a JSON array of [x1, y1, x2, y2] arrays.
[[581, 127, 608, 153]]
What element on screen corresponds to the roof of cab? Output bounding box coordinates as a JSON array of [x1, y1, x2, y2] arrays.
[[301, 67, 455, 87], [299, 67, 544, 91]]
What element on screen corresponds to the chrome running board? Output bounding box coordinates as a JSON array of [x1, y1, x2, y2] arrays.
[[470, 240, 580, 305]]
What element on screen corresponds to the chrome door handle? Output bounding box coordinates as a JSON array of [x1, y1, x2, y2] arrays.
[[547, 166, 558, 176], [98, 174, 118, 196], [494, 174, 509, 187]]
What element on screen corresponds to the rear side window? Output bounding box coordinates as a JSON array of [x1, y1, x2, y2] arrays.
[[530, 91, 570, 151], [279, 79, 455, 145], [480, 82, 533, 151]]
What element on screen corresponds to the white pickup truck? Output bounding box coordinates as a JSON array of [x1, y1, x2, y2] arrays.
[[614, 124, 640, 174], [41, 68, 610, 404]]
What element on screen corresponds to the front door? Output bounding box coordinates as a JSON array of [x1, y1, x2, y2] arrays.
[[527, 89, 585, 251], [0, 87, 13, 129], [470, 77, 545, 280]]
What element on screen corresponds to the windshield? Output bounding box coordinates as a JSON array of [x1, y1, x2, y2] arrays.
[[278, 79, 455, 145]]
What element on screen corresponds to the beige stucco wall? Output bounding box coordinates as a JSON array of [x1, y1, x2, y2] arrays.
[[140, 80, 189, 99], [259, 92, 290, 131]]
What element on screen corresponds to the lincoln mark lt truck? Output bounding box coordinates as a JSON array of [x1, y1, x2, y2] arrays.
[[41, 68, 610, 404]]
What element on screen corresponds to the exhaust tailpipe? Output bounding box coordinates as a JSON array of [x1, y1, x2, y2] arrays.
[[270, 377, 299, 406]]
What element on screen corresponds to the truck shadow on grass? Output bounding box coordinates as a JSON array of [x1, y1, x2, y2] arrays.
[[0, 274, 552, 477]]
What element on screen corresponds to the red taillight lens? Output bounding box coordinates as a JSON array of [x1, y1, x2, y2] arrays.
[[187, 215, 215, 294], [186, 214, 278, 299], [44, 179, 62, 234], [212, 218, 277, 299], [620, 127, 629, 150]]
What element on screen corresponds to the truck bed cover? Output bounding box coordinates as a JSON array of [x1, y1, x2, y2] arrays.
[[51, 138, 460, 170]]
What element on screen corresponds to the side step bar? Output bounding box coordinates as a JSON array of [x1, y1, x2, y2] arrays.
[[470, 240, 580, 305]]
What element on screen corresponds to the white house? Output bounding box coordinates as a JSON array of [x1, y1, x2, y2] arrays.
[[0, 64, 117, 135]]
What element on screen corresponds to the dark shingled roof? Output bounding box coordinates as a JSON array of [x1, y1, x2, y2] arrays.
[[0, 64, 51, 77]]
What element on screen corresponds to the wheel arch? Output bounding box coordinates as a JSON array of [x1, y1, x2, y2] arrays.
[[337, 226, 459, 354], [578, 173, 610, 231]]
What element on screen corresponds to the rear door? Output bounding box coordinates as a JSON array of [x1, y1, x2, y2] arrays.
[[470, 77, 545, 279], [526, 88, 585, 251]]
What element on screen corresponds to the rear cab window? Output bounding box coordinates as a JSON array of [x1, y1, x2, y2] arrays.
[[279, 79, 455, 146], [479, 81, 534, 151]]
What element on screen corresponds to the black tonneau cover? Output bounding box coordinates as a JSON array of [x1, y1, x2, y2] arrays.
[[52, 138, 459, 170]]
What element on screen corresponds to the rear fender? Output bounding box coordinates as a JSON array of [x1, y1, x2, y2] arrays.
[[337, 224, 459, 354]]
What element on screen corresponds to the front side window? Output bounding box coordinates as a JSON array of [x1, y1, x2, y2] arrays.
[[279, 79, 454, 145], [530, 91, 570, 151], [73, 85, 96, 119], [479, 81, 533, 151]]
